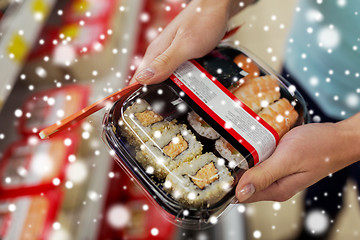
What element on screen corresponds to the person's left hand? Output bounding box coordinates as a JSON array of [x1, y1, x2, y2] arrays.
[[236, 119, 360, 203]]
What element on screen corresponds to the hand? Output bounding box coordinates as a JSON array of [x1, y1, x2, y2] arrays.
[[131, 0, 256, 85], [236, 113, 360, 203]]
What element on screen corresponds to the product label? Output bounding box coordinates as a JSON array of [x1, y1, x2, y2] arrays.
[[170, 60, 279, 164]]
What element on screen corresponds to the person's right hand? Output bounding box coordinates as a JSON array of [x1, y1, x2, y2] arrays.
[[235, 113, 360, 203], [131, 0, 256, 85]]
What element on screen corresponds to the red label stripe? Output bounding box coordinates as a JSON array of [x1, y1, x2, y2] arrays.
[[190, 60, 280, 144], [170, 60, 280, 165], [169, 74, 260, 163]]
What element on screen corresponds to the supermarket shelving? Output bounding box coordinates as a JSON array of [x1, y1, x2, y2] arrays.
[[0, 0, 57, 109], [0, 0, 144, 239], [72, 0, 144, 239]]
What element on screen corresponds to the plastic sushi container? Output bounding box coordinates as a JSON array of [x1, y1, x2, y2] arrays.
[[102, 44, 309, 229]]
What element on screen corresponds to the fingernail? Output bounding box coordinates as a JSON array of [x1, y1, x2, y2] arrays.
[[135, 68, 155, 82], [237, 184, 255, 202]]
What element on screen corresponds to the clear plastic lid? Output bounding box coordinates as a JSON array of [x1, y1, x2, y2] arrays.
[[102, 45, 309, 229]]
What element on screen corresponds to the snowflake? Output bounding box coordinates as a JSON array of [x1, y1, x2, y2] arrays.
[[107, 204, 130, 229], [345, 93, 359, 108], [317, 27, 341, 49], [14, 109, 22, 117], [306, 9, 324, 22], [305, 210, 330, 235], [253, 230, 262, 239], [337, 0, 347, 7], [151, 228, 159, 236]]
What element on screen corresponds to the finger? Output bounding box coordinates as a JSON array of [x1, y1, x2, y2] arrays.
[[129, 48, 166, 85], [137, 28, 177, 72], [241, 171, 310, 203], [235, 153, 295, 202], [128, 45, 167, 85], [134, 37, 192, 84], [129, 31, 176, 85]]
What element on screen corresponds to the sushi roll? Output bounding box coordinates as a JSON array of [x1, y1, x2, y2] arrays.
[[137, 124, 203, 179], [258, 98, 299, 138], [187, 111, 220, 141], [164, 152, 234, 207], [232, 75, 281, 113], [121, 99, 174, 145], [215, 137, 249, 170]]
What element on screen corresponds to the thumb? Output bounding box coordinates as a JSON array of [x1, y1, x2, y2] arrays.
[[235, 156, 289, 202], [134, 42, 191, 85]]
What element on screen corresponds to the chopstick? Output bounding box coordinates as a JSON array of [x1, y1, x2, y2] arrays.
[[39, 83, 142, 139], [221, 25, 242, 40]]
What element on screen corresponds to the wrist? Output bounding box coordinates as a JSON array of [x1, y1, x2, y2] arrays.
[[228, 0, 258, 18], [190, 0, 257, 20], [335, 113, 360, 164]]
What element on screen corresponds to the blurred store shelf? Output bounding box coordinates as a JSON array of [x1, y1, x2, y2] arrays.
[[0, 0, 57, 109], [0, 0, 145, 239]]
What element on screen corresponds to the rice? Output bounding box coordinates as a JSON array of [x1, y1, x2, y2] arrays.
[[215, 137, 249, 170], [122, 99, 174, 145], [164, 152, 234, 207], [137, 124, 203, 179], [187, 111, 220, 140]]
